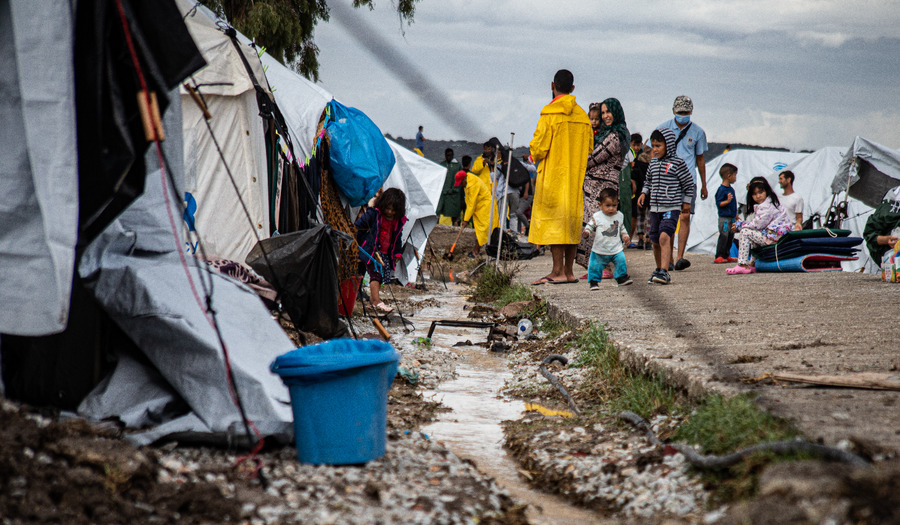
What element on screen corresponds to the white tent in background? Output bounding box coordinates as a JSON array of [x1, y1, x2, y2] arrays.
[[179, 3, 272, 262], [382, 138, 445, 284], [258, 46, 444, 285], [686, 146, 878, 272], [687, 149, 807, 257]]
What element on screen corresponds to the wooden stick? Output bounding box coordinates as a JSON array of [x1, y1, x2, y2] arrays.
[[372, 318, 391, 341], [137, 90, 165, 142], [184, 83, 212, 120]]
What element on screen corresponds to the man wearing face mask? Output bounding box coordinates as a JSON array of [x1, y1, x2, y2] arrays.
[[654, 95, 708, 271]]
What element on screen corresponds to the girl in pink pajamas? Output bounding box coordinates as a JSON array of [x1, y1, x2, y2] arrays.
[[726, 178, 793, 275]]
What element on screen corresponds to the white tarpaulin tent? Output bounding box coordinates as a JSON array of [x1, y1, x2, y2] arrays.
[[1, 0, 295, 445], [179, 1, 272, 263], [255, 42, 444, 285], [687, 149, 806, 257], [383, 138, 445, 284], [687, 147, 878, 272], [832, 136, 900, 209], [0, 2, 78, 336]]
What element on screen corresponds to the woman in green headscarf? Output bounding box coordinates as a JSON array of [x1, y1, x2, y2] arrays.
[[576, 98, 631, 269]]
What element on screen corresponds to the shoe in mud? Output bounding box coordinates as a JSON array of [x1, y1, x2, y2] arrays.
[[615, 275, 633, 286]]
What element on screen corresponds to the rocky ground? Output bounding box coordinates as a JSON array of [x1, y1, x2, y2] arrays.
[[3, 224, 899, 524], [0, 282, 524, 524]]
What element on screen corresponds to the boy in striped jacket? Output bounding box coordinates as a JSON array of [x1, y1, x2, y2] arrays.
[[635, 128, 695, 285]]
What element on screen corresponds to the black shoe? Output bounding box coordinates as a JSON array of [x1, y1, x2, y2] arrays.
[[648, 270, 660, 284], [615, 275, 633, 286], [652, 270, 671, 285], [589, 281, 599, 291], [674, 258, 691, 271], [668, 263, 675, 271]]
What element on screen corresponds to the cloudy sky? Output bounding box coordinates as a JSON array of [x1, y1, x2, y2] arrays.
[[313, 0, 900, 152]]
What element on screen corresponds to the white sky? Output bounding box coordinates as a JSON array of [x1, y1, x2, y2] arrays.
[[313, 0, 900, 152]]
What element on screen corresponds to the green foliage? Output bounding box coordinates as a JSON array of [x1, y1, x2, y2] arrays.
[[673, 394, 804, 503], [494, 283, 533, 309], [537, 317, 568, 337], [199, 0, 419, 80], [673, 394, 800, 455], [573, 323, 682, 418], [471, 264, 513, 303]]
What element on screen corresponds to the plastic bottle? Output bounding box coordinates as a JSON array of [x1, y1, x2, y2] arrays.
[[517, 319, 533, 336]]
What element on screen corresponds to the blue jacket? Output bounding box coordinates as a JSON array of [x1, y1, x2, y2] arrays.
[[354, 207, 408, 269]]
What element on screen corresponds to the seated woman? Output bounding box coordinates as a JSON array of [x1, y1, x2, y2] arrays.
[[862, 184, 900, 263]]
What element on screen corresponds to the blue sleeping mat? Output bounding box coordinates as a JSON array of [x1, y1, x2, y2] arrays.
[[755, 254, 858, 272], [753, 236, 862, 261]]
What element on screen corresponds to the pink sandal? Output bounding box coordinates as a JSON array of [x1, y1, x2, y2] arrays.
[[726, 265, 756, 275], [375, 302, 394, 313]]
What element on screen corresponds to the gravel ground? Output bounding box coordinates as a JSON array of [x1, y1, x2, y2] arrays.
[[498, 331, 711, 523]]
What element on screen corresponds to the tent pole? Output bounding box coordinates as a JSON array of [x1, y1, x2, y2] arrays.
[[496, 133, 515, 267], [487, 154, 497, 252]]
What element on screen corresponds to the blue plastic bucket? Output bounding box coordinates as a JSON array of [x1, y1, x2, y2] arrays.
[[271, 339, 400, 465]]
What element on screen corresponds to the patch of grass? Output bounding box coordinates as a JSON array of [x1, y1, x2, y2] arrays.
[[494, 282, 534, 309], [673, 395, 806, 503], [537, 316, 569, 337], [673, 394, 800, 455], [572, 323, 684, 418], [471, 264, 514, 303]]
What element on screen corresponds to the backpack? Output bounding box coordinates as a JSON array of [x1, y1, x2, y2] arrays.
[[484, 228, 538, 260]]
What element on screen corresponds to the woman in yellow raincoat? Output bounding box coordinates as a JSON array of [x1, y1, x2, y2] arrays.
[[461, 172, 499, 257]]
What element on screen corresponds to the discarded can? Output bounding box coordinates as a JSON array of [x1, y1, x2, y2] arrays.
[[517, 319, 533, 336]]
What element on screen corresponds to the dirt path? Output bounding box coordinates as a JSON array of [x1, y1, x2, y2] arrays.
[[513, 248, 900, 453]]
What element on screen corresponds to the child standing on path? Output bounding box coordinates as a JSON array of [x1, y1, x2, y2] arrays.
[[714, 163, 738, 263], [583, 188, 632, 290], [355, 188, 408, 312], [636, 128, 695, 285], [726, 178, 792, 274]]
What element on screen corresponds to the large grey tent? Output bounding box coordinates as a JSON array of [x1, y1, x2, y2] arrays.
[[1, 0, 294, 446], [831, 136, 900, 209]]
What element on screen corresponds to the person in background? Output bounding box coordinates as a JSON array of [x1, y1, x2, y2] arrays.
[[491, 150, 520, 234], [654, 95, 708, 271], [415, 125, 425, 155], [460, 164, 498, 259], [862, 184, 900, 264], [726, 178, 792, 275], [628, 133, 648, 246], [714, 163, 739, 264], [517, 154, 537, 234], [582, 187, 633, 289], [436, 148, 462, 225], [778, 170, 804, 231], [630, 134, 651, 249], [355, 188, 408, 313], [576, 99, 629, 272], [471, 139, 498, 187], [636, 128, 695, 285], [455, 155, 473, 222]]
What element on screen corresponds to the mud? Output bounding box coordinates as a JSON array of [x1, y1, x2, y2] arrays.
[[0, 401, 241, 524]]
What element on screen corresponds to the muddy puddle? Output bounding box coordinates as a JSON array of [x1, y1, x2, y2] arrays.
[[401, 284, 607, 525]]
